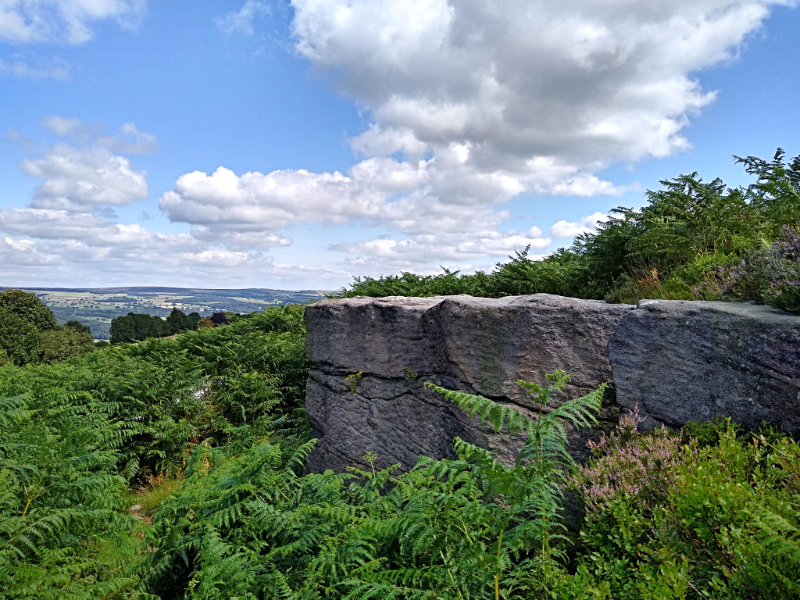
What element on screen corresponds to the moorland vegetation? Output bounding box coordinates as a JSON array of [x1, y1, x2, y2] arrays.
[[1, 150, 800, 599], [339, 150, 800, 313]]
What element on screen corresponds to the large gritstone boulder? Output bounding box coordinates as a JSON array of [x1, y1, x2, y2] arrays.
[[304, 294, 633, 474], [609, 299, 800, 435]]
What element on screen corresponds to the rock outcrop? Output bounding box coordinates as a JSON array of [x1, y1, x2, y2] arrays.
[[305, 295, 800, 475], [304, 294, 633, 473], [609, 299, 800, 435]]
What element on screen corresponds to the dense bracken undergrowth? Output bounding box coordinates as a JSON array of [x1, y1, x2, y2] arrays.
[[337, 149, 800, 312], [4, 315, 799, 598], [0, 306, 307, 598]]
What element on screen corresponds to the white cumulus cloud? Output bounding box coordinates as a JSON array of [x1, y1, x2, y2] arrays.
[[0, 0, 148, 45], [10, 117, 158, 213], [291, 0, 785, 174], [175, 0, 789, 275], [549, 212, 610, 238], [20, 144, 149, 212]]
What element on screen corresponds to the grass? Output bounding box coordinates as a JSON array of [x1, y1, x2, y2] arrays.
[[126, 472, 185, 522]]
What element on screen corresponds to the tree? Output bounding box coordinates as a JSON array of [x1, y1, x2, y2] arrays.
[[0, 308, 40, 365], [210, 312, 229, 326], [110, 312, 172, 344], [0, 289, 57, 331], [64, 320, 91, 335], [166, 308, 188, 333], [38, 328, 96, 363], [185, 312, 201, 330]]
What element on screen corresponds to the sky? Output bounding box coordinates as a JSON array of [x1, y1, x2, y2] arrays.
[[1, 0, 799, 290]]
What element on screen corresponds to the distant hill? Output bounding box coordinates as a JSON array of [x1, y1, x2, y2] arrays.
[[1, 287, 329, 339]]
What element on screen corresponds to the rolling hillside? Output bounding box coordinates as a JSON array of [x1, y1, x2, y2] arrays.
[[1, 287, 328, 339]]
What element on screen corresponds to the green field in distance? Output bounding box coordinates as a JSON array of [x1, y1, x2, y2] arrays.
[[3, 287, 329, 339]]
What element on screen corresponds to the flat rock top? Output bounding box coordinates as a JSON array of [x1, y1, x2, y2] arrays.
[[310, 293, 631, 312], [635, 298, 800, 325], [313, 295, 446, 307]]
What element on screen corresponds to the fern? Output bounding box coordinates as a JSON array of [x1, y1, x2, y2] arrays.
[[144, 371, 604, 599]]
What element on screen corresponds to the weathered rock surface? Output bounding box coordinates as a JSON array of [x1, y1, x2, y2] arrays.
[[304, 294, 633, 473], [609, 299, 800, 435]]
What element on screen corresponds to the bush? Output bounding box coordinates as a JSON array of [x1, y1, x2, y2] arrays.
[[38, 327, 96, 363], [573, 411, 800, 599], [337, 149, 800, 309], [0, 308, 40, 366], [145, 372, 607, 599], [0, 376, 143, 598], [0, 305, 310, 597], [696, 225, 800, 312], [570, 405, 690, 515]]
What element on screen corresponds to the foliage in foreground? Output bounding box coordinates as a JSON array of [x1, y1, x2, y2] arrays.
[[572, 412, 800, 599], [0, 305, 307, 598], [0, 305, 307, 481], [145, 371, 607, 599], [338, 150, 800, 311], [3, 308, 800, 599], [0, 379, 150, 598]]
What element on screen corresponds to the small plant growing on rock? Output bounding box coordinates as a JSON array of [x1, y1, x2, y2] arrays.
[[344, 370, 363, 393], [402, 365, 419, 380], [362, 450, 377, 478]]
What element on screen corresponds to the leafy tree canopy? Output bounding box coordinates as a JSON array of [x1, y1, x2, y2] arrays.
[[110, 312, 173, 344], [0, 288, 57, 331], [38, 328, 96, 363], [0, 308, 40, 365], [65, 319, 92, 335]]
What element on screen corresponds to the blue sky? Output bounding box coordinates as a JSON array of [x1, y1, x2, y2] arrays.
[[1, 0, 798, 289]]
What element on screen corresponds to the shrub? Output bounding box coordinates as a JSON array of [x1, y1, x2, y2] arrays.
[[573, 413, 800, 599], [0, 305, 310, 597], [38, 327, 96, 363], [337, 149, 800, 309], [718, 225, 800, 312], [0, 308, 40, 366], [0, 379, 144, 598], [145, 372, 607, 599], [570, 405, 690, 515]]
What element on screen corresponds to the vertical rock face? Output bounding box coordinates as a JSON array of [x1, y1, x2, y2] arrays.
[[304, 294, 633, 473], [305, 294, 800, 475], [609, 299, 800, 435]]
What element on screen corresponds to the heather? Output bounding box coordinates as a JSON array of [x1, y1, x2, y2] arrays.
[[337, 149, 800, 311], [572, 409, 800, 599]]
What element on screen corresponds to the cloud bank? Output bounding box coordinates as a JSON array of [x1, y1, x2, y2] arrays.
[[157, 0, 786, 272], [1, 0, 795, 286]]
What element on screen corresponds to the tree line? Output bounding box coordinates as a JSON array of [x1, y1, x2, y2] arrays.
[[109, 309, 235, 343]]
